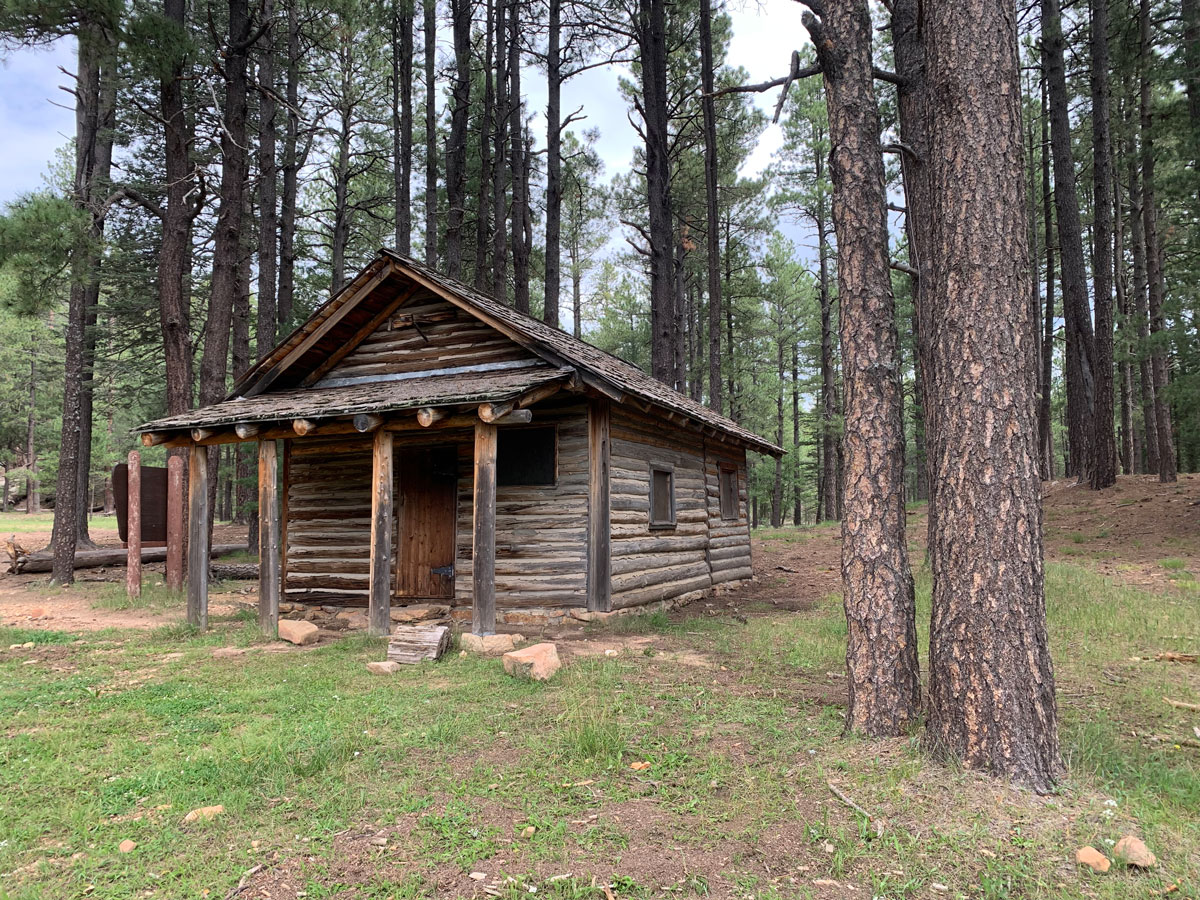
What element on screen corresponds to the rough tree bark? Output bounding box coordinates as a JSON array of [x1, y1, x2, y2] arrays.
[[509, 10, 531, 314], [1090, 0, 1117, 489], [1043, 0, 1097, 483], [278, 0, 302, 331], [803, 0, 919, 737], [1039, 70, 1056, 480], [257, 5, 278, 351], [424, 0, 438, 266], [393, 0, 414, 254], [474, 0, 495, 294], [700, 0, 722, 412], [544, 0, 562, 327], [922, 0, 1062, 791], [1139, 0, 1177, 483], [492, 0, 509, 297], [444, 0, 472, 277]]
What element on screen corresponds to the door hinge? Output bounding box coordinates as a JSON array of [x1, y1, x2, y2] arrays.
[[431, 564, 455, 578]]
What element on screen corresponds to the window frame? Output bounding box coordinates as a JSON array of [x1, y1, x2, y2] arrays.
[[648, 463, 676, 529], [719, 462, 739, 521], [496, 424, 559, 487]]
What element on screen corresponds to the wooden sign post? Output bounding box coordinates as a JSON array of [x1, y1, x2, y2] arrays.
[[126, 450, 142, 599], [166, 455, 184, 591]]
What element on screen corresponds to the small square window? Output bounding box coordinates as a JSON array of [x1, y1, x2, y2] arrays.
[[719, 464, 738, 521], [497, 427, 557, 486], [650, 465, 675, 528]]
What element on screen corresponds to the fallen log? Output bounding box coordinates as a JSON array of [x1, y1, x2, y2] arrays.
[[8, 543, 248, 575], [211, 562, 259, 581], [386, 625, 450, 664]]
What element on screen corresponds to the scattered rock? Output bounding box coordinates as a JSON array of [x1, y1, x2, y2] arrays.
[[369, 836, 388, 846], [822, 841, 835, 855], [1075, 846, 1111, 873], [502, 642, 561, 681], [521, 825, 536, 838], [183, 804, 224, 823], [336, 610, 370, 629], [118, 839, 137, 854], [461, 632, 524, 655], [603, 648, 619, 657], [212, 647, 247, 658], [366, 661, 401, 675], [21, 641, 34, 649], [1114, 835, 1156, 868], [251, 840, 261, 850], [469, 872, 488, 881], [278, 619, 320, 646], [569, 609, 612, 623], [28, 608, 45, 618], [629, 761, 652, 771], [391, 603, 451, 624]]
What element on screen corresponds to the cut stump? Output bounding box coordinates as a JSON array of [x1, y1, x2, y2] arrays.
[[387, 625, 450, 664]]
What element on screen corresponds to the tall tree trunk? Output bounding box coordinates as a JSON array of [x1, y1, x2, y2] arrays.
[[492, 0, 509, 298], [772, 325, 784, 528], [233, 206, 253, 533], [1043, 0, 1097, 483], [544, 0, 562, 327], [278, 0, 301, 331], [258, 8, 279, 352], [815, 167, 839, 522], [1128, 126, 1159, 474], [26, 346, 37, 514], [923, 0, 1062, 791], [159, 0, 195, 417], [393, 0, 414, 254], [1090, 0, 1117, 489], [475, 0, 495, 293], [894, 0, 932, 507], [639, 0, 676, 385], [1139, 0, 1177, 483], [1040, 71, 1056, 480], [1183, 0, 1200, 140], [699, 0, 722, 411], [1114, 139, 1137, 473], [510, 15, 531, 313], [444, 0, 472, 277], [792, 342, 802, 524], [52, 16, 118, 582], [331, 99, 352, 294], [424, 0, 439, 266], [804, 0, 919, 737]]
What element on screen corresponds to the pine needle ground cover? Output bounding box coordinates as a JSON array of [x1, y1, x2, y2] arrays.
[[0, 533, 1197, 899]]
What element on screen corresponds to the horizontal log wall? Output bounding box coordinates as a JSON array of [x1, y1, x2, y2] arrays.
[[455, 400, 589, 609], [323, 292, 539, 381], [610, 408, 713, 609], [704, 437, 752, 585]]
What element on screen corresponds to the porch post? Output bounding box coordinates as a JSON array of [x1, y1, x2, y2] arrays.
[[472, 420, 497, 635], [587, 399, 612, 612], [187, 443, 209, 629], [368, 428, 394, 636], [257, 439, 281, 636]]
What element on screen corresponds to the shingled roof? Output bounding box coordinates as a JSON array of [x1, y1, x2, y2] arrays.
[[139, 251, 783, 456]]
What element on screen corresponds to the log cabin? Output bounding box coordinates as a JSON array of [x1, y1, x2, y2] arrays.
[[135, 251, 782, 636]]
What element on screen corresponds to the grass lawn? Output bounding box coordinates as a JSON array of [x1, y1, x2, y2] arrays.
[[0, 542, 1197, 898], [0, 512, 115, 536]]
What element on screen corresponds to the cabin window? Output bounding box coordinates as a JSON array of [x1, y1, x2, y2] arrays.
[[649, 465, 675, 528], [497, 426, 557, 486], [719, 464, 738, 520]]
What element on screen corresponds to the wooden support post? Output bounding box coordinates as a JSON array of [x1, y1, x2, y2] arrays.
[[166, 454, 184, 591], [368, 429, 394, 636], [587, 399, 612, 612], [187, 443, 210, 629], [257, 439, 281, 636], [472, 420, 498, 635], [126, 450, 142, 599]]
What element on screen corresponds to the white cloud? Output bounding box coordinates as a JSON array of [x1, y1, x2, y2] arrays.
[[0, 39, 77, 205]]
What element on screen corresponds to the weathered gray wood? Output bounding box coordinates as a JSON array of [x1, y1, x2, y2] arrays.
[[587, 398, 611, 612], [353, 413, 383, 432], [368, 429, 394, 636], [166, 454, 184, 591], [234, 422, 260, 439], [187, 443, 209, 629], [472, 420, 497, 635], [126, 450, 142, 599], [9, 543, 244, 575], [386, 625, 450, 663], [191, 428, 215, 442], [258, 439, 281, 637]]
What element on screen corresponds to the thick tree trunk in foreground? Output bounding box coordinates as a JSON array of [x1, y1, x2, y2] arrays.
[[813, 152, 840, 522], [804, 0, 919, 737], [1090, 0, 1117, 489], [923, 0, 1062, 791], [1039, 72, 1056, 481], [1043, 0, 1097, 483]]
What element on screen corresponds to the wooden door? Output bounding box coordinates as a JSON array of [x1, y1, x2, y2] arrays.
[[394, 446, 458, 599]]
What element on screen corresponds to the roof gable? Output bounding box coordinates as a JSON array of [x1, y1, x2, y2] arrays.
[[191, 251, 781, 456]]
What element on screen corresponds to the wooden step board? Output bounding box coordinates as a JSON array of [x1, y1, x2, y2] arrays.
[[386, 625, 450, 664]]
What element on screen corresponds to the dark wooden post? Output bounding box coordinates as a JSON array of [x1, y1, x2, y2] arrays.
[[187, 443, 210, 629], [166, 454, 184, 591], [368, 428, 394, 636], [126, 450, 142, 599], [258, 439, 281, 636], [472, 420, 498, 635], [587, 399, 611, 612]]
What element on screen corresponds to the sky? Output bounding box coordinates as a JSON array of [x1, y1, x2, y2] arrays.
[[0, 2, 811, 207]]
